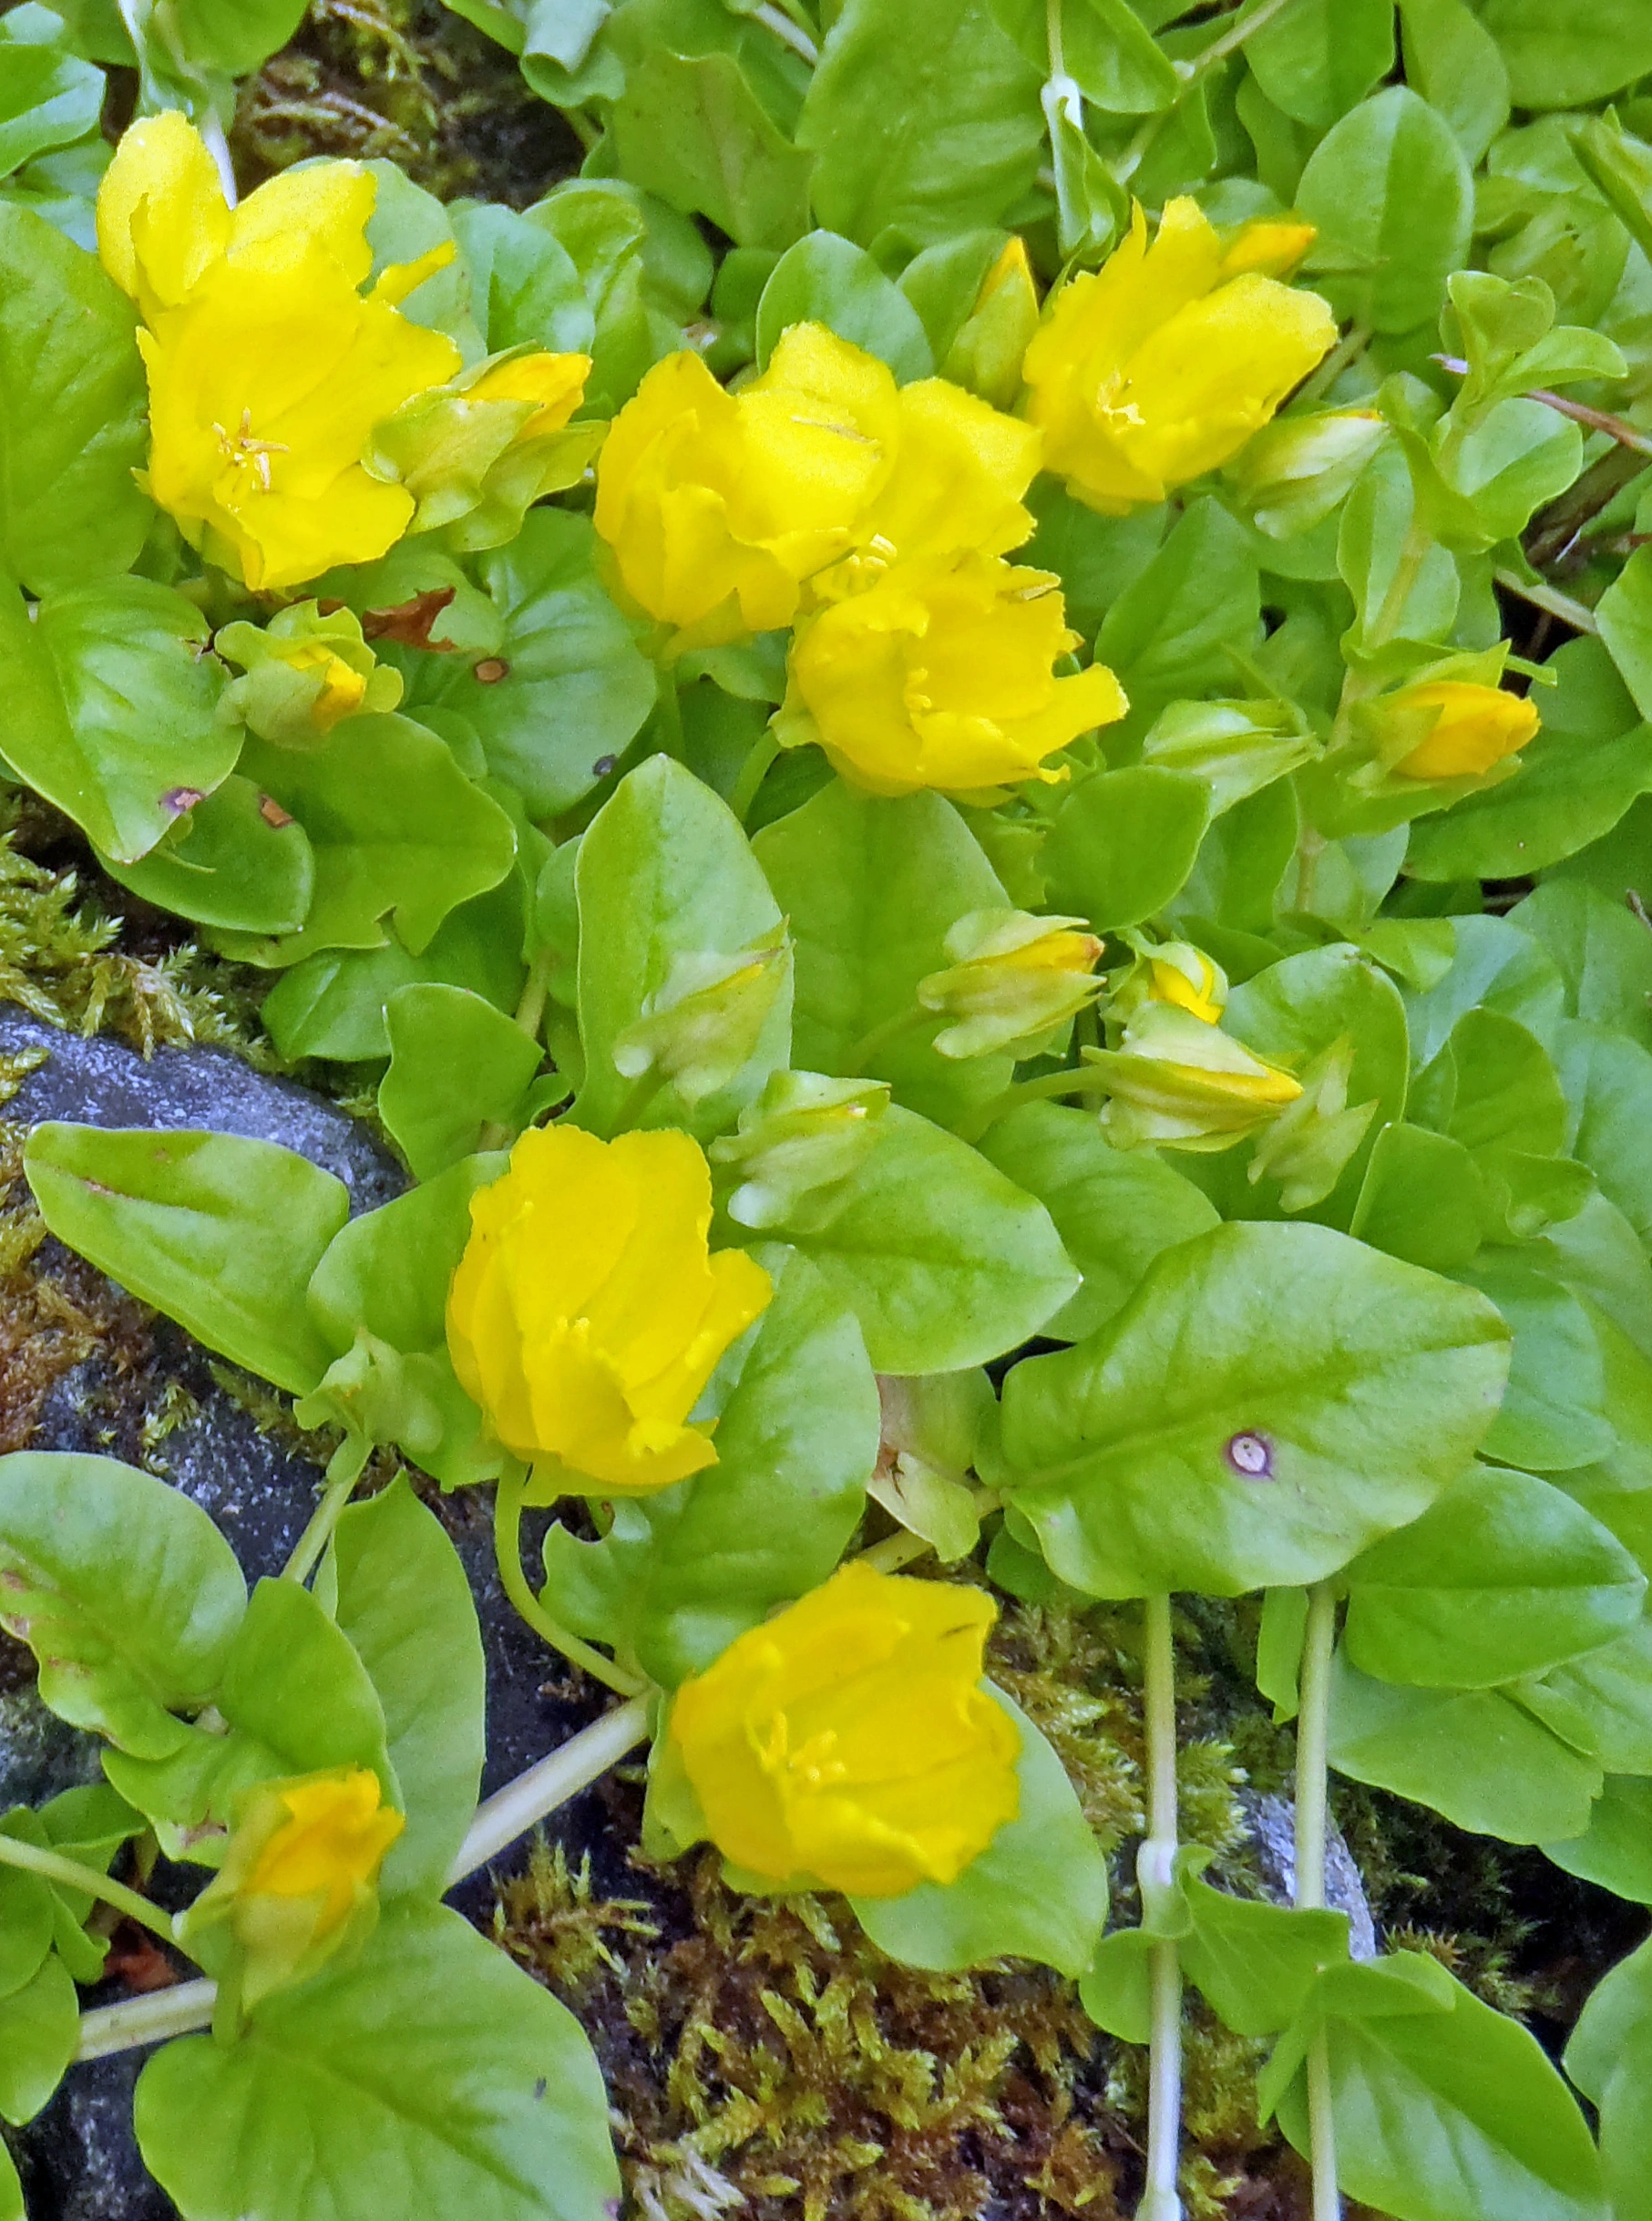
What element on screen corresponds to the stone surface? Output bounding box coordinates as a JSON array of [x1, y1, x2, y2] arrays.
[[0, 1008, 403, 1213], [12, 2051, 175, 2221], [1241, 1790, 1380, 1961]]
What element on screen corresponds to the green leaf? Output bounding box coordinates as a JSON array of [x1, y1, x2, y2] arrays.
[[541, 1249, 877, 1684], [0, 574, 235, 866], [574, 754, 790, 1141], [1595, 548, 1652, 725], [379, 985, 546, 1181], [1080, 1926, 1154, 2041], [1093, 499, 1261, 715], [1462, 1256, 1611, 1475], [1245, 0, 1394, 129], [0, 1451, 245, 1759], [769, 1105, 1079, 1373], [1402, 913, 1565, 1068], [987, 0, 1175, 113], [1406, 639, 1652, 883], [25, 1124, 352, 1397], [602, 0, 812, 250], [166, 0, 307, 75], [1181, 1880, 1351, 2038], [1270, 1953, 1609, 2221], [0, 25, 104, 175], [1043, 766, 1211, 931], [1396, 0, 1508, 166], [101, 776, 318, 936], [218, 717, 518, 970], [450, 201, 595, 355], [754, 780, 1013, 1127], [1343, 1464, 1645, 1688], [1554, 1019, 1652, 1252], [0, 1956, 77, 2127], [305, 1156, 506, 1488], [1567, 1937, 1652, 2221], [1349, 1124, 1486, 1273], [1478, 0, 1652, 106], [977, 1102, 1219, 1342], [1298, 85, 1472, 334], [0, 1845, 53, 2003], [0, 2138, 19, 2221], [852, 1690, 1107, 1976], [996, 1220, 1510, 1599], [134, 1900, 621, 2221], [105, 1575, 394, 1862], [755, 230, 933, 378], [1545, 1776, 1652, 1902], [1514, 879, 1652, 1053], [0, 201, 149, 592], [1517, 1619, 1652, 1775], [1327, 1653, 1602, 1843], [330, 1476, 486, 1898], [797, 0, 1044, 249]]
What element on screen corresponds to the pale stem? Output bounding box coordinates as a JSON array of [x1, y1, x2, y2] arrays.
[[448, 1693, 652, 1883], [1139, 1593, 1184, 2221], [1295, 1583, 1342, 2221], [1493, 568, 1600, 637], [513, 946, 558, 1045], [77, 1698, 658, 2062], [1118, 0, 1296, 183], [857, 1490, 1000, 1575], [753, 0, 818, 65], [729, 727, 782, 827], [1297, 322, 1371, 406], [953, 1060, 1114, 1145], [0, 1836, 180, 1951], [198, 112, 238, 207], [1433, 356, 1652, 458], [493, 1462, 648, 1697], [1191, 0, 1296, 77], [282, 1433, 372, 1587]]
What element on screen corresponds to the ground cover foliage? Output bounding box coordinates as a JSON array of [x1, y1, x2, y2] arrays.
[[1, 0, 1651, 2217]]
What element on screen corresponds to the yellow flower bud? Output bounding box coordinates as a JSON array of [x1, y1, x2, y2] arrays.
[[446, 1126, 773, 1494], [1146, 943, 1227, 1025], [592, 323, 1041, 648], [1218, 217, 1318, 280], [97, 115, 462, 591], [1021, 197, 1338, 513], [776, 552, 1126, 797], [1226, 408, 1387, 537], [709, 1071, 890, 1230], [464, 349, 591, 437], [941, 235, 1041, 411], [216, 601, 401, 745], [667, 1560, 1021, 1896], [1082, 1003, 1301, 1151], [1388, 680, 1540, 781], [181, 1767, 403, 2015], [918, 908, 1103, 1058]]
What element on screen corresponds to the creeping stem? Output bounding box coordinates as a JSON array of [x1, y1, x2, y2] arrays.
[[282, 1433, 373, 1587], [0, 1836, 182, 1954], [77, 1697, 655, 2062], [1295, 1583, 1343, 2221], [1140, 1593, 1184, 2221], [493, 1461, 648, 1697]]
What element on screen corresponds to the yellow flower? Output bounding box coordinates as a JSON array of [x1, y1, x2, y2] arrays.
[[1146, 943, 1227, 1025], [1082, 1003, 1301, 1151], [918, 908, 1104, 1058], [593, 323, 1041, 647], [216, 601, 401, 744], [446, 1125, 773, 1494], [97, 113, 462, 591], [243, 1772, 405, 1938], [1389, 681, 1540, 781], [668, 1560, 1021, 1897], [776, 552, 1125, 797], [1021, 197, 1338, 513], [466, 349, 591, 436], [1218, 217, 1317, 280]]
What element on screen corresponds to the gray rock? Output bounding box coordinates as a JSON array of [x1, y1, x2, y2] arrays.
[[11, 2051, 175, 2221], [0, 1006, 403, 1212], [1240, 1789, 1380, 1960], [0, 1684, 103, 1813]]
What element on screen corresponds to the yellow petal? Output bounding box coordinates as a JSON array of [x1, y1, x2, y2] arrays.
[[230, 159, 377, 287], [97, 111, 231, 317]]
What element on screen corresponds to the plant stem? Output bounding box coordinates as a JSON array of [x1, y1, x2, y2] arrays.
[[608, 1064, 668, 1137], [282, 1434, 372, 1587], [844, 1003, 931, 1075], [1297, 322, 1370, 406], [77, 1979, 217, 2063], [1191, 0, 1295, 77], [448, 1694, 652, 1882], [1046, 0, 1067, 80], [513, 946, 557, 1044], [754, 0, 817, 64], [1493, 569, 1600, 637], [729, 727, 781, 826], [857, 1489, 1000, 1575], [77, 1696, 659, 2063], [493, 1463, 648, 1697], [653, 666, 686, 761], [1139, 1593, 1184, 2221], [0, 1837, 180, 1951], [1296, 1583, 1342, 2221], [1433, 356, 1652, 458], [198, 112, 238, 207], [953, 1060, 1111, 1143]]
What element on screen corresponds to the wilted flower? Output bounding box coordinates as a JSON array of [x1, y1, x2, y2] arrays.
[[592, 324, 1040, 648], [667, 1560, 1021, 1896], [1386, 680, 1540, 781], [918, 909, 1103, 1058], [97, 112, 462, 591], [1081, 1003, 1302, 1151], [709, 1070, 890, 1230], [215, 601, 401, 745], [446, 1126, 772, 1494], [181, 1767, 403, 2013], [1021, 198, 1338, 512], [775, 553, 1125, 797]]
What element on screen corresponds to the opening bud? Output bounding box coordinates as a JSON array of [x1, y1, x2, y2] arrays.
[[918, 907, 1104, 1059], [710, 1069, 890, 1230]]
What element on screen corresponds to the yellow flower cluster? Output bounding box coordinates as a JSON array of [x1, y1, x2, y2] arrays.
[[96, 116, 590, 591], [446, 1125, 772, 1495], [668, 1561, 1021, 1896]]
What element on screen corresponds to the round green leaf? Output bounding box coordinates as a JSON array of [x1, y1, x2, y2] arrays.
[[101, 776, 317, 935], [756, 230, 934, 378], [1298, 86, 1472, 334], [997, 1220, 1511, 1598], [1545, 1775, 1652, 1903], [1043, 766, 1212, 931], [0, 1451, 246, 1759], [0, 1956, 77, 2127], [134, 1901, 621, 2221], [1478, 0, 1652, 106]]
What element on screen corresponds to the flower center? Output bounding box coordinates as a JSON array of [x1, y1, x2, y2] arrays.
[[213, 407, 291, 494]]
